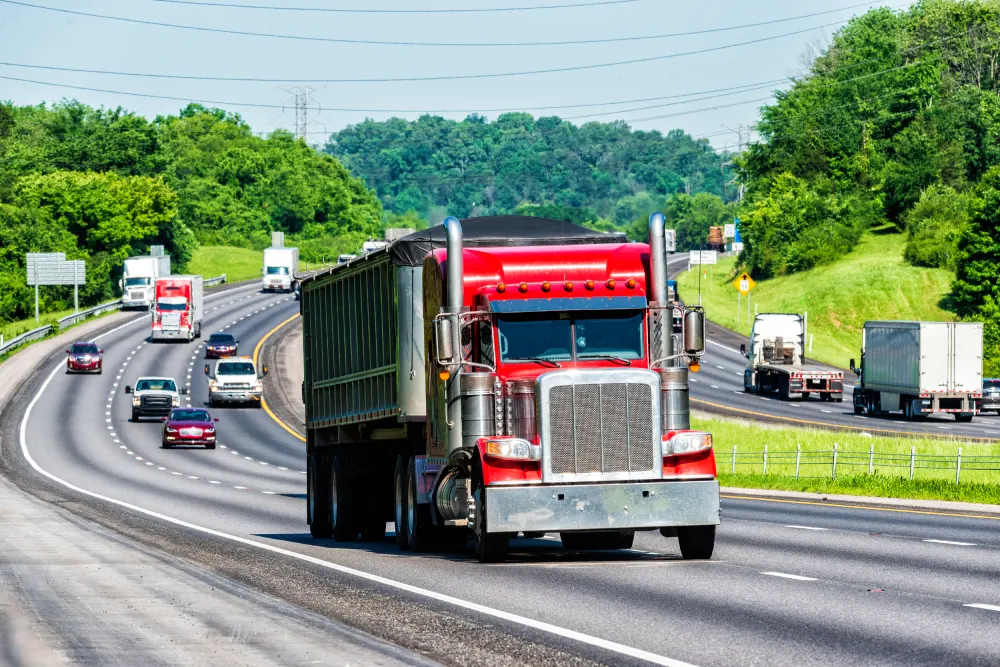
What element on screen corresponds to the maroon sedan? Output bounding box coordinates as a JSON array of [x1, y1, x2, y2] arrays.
[[161, 408, 219, 449], [66, 341, 103, 374], [205, 332, 239, 359]]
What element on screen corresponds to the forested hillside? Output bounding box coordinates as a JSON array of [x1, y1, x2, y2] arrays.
[[739, 0, 1000, 370], [0, 102, 381, 325], [325, 113, 734, 231]]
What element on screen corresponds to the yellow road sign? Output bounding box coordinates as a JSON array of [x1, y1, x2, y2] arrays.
[[732, 272, 756, 295]]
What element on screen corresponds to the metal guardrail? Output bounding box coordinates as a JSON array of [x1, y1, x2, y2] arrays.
[[0, 325, 53, 357], [58, 299, 122, 330], [727, 444, 1000, 485], [205, 273, 227, 287]]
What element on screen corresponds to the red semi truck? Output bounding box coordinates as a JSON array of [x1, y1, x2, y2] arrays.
[[151, 275, 204, 342], [300, 215, 720, 563]]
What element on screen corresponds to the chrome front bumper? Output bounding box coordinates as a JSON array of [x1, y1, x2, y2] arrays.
[[210, 390, 261, 403], [152, 328, 190, 340], [485, 479, 720, 533]]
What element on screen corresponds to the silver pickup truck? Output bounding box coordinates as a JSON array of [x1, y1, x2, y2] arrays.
[[125, 377, 188, 422]]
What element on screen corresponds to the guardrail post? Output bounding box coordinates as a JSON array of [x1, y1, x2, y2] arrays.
[[909, 446, 916, 481], [832, 443, 838, 479], [731, 445, 737, 474], [795, 443, 801, 479], [762, 444, 768, 475], [956, 447, 963, 485], [868, 443, 874, 475]]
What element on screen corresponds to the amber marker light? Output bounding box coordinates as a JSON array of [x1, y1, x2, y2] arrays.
[[439, 370, 452, 381], [626, 278, 637, 289], [518, 282, 529, 293], [585, 280, 595, 291], [496, 282, 507, 293], [564, 281, 574, 292], [688, 362, 701, 373], [541, 281, 551, 292], [606, 279, 616, 289]]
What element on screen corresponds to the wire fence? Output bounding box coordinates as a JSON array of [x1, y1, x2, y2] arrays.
[[726, 444, 1000, 485]]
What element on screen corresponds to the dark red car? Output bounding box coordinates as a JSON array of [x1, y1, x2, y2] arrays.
[[66, 341, 103, 374], [205, 332, 239, 359], [161, 408, 219, 449]]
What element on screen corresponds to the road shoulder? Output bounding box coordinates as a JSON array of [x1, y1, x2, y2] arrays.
[[723, 486, 1000, 516]]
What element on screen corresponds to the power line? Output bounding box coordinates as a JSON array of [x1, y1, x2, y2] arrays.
[[150, 0, 640, 13], [0, 16, 856, 83], [1, 0, 863, 49]]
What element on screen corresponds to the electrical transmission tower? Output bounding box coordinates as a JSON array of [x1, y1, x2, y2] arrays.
[[282, 86, 320, 141]]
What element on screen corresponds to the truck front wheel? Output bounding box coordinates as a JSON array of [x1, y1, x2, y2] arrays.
[[677, 525, 716, 560], [472, 463, 509, 563]]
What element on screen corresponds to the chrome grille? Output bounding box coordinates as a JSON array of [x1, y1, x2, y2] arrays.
[[141, 395, 171, 408], [547, 381, 656, 476], [223, 383, 252, 390]]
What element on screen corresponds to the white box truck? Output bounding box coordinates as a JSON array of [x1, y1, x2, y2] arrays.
[[262, 247, 298, 293], [121, 254, 171, 310], [151, 275, 204, 342], [850, 321, 983, 421], [741, 313, 843, 401]]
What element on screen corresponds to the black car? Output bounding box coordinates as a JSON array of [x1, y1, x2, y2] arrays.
[[205, 332, 239, 359], [981, 378, 1000, 414]]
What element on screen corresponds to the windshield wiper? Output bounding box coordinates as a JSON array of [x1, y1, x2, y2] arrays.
[[510, 357, 563, 368], [578, 354, 632, 366]]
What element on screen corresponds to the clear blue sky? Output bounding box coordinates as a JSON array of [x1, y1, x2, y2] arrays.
[[0, 0, 910, 150]]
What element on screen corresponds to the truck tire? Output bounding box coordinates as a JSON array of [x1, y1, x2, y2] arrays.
[[778, 378, 790, 401], [677, 525, 716, 560], [359, 477, 387, 542], [308, 457, 333, 539], [472, 462, 509, 563], [561, 531, 634, 551], [405, 456, 435, 552], [955, 413, 974, 423], [331, 456, 359, 542], [131, 410, 140, 422], [393, 456, 410, 550]]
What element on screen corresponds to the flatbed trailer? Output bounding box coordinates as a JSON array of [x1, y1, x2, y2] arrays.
[[742, 313, 843, 401]]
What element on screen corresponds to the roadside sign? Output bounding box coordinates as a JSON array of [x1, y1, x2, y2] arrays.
[[689, 250, 717, 266], [665, 229, 676, 253], [732, 271, 756, 295], [723, 223, 735, 239], [26, 252, 87, 322]]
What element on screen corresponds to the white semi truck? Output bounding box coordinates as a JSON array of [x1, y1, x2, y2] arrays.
[[121, 253, 171, 310], [742, 313, 843, 401], [851, 321, 983, 421], [262, 247, 299, 293]]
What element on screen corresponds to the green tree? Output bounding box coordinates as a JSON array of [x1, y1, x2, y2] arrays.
[[903, 184, 971, 269]]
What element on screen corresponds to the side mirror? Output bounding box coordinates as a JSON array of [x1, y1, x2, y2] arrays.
[[124, 385, 133, 394], [850, 358, 857, 374], [204, 364, 210, 376], [160, 417, 168, 423], [434, 317, 456, 364], [740, 344, 747, 357], [180, 387, 189, 395], [99, 349, 104, 354], [683, 309, 706, 355], [261, 366, 269, 377], [213, 417, 220, 422], [65, 349, 71, 354]]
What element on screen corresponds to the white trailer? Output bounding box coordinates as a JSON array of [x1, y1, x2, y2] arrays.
[[851, 321, 983, 421], [262, 247, 299, 293], [121, 254, 171, 309]]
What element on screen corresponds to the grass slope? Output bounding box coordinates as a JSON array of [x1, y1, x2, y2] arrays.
[[694, 414, 1000, 504], [188, 245, 323, 284], [677, 233, 955, 368]]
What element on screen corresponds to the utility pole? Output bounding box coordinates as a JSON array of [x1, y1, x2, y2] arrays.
[[282, 86, 319, 141]]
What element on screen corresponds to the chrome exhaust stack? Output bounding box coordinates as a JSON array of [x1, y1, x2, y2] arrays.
[[443, 216, 466, 457], [647, 212, 673, 366]]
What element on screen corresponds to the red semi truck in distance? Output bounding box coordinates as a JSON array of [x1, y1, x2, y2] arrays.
[[151, 275, 204, 342], [300, 215, 720, 563]]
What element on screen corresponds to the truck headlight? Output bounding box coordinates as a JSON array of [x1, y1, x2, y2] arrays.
[[665, 431, 713, 456], [132, 397, 141, 406], [172, 396, 180, 406], [485, 438, 540, 461], [254, 381, 263, 391]]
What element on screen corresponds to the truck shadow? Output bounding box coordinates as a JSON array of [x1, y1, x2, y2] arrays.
[[255, 532, 684, 565]]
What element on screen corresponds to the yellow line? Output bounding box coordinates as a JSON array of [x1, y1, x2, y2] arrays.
[[692, 398, 997, 443], [721, 494, 1000, 521], [253, 313, 307, 442]]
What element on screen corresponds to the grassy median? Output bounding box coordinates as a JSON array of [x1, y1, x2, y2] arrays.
[[693, 414, 1000, 505], [676, 233, 955, 369]]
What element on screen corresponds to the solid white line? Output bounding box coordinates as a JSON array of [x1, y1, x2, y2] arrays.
[[965, 603, 1000, 612], [923, 539, 977, 546], [761, 572, 817, 581], [20, 355, 699, 667], [706, 339, 743, 355], [785, 525, 828, 531]]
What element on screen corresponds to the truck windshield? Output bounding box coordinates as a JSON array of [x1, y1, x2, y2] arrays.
[[136, 379, 177, 392], [217, 362, 255, 375], [266, 266, 289, 275], [125, 277, 151, 286], [496, 311, 644, 364], [157, 301, 187, 311]]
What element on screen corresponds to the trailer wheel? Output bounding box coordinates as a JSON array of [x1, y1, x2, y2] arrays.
[[677, 525, 716, 560], [472, 462, 509, 563], [393, 456, 410, 550], [778, 378, 790, 401], [331, 456, 359, 542], [955, 414, 974, 423], [308, 457, 332, 539]]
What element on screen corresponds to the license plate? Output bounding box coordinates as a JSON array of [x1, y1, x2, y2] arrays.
[[180, 428, 203, 437]]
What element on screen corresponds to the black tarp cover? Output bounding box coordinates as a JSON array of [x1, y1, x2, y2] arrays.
[[388, 216, 629, 267]]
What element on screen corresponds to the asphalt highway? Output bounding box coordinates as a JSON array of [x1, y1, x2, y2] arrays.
[[667, 254, 1000, 441], [10, 278, 1000, 666]]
